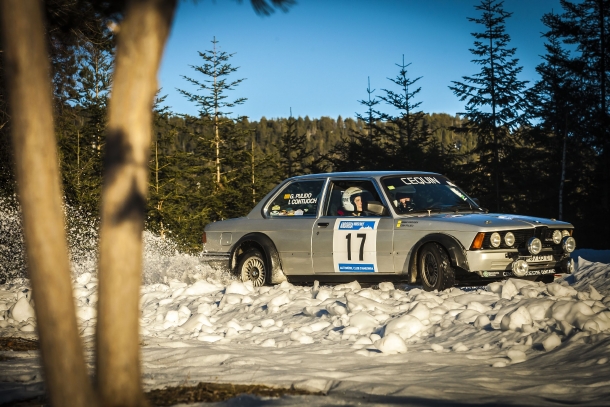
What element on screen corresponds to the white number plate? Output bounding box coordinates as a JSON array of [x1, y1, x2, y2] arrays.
[[524, 254, 553, 263], [332, 218, 379, 273]]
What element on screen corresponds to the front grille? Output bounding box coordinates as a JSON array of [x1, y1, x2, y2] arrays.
[[482, 227, 573, 251]]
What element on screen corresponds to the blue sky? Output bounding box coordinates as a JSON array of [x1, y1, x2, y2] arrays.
[[159, 0, 562, 121]]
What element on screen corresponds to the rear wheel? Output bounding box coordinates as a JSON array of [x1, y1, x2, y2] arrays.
[[237, 248, 267, 287], [419, 243, 455, 291]]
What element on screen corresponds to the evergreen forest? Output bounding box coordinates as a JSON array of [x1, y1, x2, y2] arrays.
[[1, 0, 609, 251]]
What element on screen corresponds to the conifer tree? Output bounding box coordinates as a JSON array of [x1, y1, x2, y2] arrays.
[[528, 25, 581, 220], [449, 0, 529, 211], [279, 108, 315, 178], [379, 56, 432, 170], [531, 1, 610, 246], [68, 28, 114, 212], [328, 78, 387, 171], [178, 37, 246, 188]]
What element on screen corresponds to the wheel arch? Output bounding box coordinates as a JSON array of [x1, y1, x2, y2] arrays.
[[404, 233, 470, 283], [230, 233, 286, 284]]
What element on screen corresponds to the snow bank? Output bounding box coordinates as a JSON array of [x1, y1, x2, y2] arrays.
[[2, 257, 610, 359], [1, 253, 610, 405]]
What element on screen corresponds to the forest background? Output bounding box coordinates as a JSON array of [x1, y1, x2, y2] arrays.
[[1, 0, 609, 257]]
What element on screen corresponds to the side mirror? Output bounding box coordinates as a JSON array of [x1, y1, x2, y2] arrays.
[[366, 201, 387, 216]]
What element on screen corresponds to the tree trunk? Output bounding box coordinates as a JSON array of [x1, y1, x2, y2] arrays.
[[559, 115, 568, 220], [96, 0, 176, 406], [0, 2, 96, 407]]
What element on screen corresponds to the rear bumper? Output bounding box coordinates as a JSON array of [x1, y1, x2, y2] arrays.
[[201, 252, 230, 269]]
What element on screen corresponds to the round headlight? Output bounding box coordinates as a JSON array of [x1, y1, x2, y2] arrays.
[[504, 232, 515, 247], [562, 230, 570, 237], [490, 232, 501, 248], [552, 230, 562, 244], [512, 259, 529, 277], [562, 236, 576, 253], [527, 237, 542, 255]]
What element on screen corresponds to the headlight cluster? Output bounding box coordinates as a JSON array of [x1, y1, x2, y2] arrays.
[[489, 231, 516, 248], [552, 229, 572, 244]]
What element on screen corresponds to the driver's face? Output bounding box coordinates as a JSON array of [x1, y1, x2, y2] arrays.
[[354, 196, 363, 211], [399, 197, 411, 205]]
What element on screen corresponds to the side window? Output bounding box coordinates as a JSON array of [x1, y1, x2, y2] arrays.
[[266, 180, 325, 217], [324, 180, 387, 217]]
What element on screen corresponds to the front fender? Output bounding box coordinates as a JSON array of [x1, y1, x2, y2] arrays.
[[403, 233, 470, 283], [230, 233, 286, 284]]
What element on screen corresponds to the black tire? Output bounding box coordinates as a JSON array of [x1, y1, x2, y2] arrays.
[[418, 243, 455, 291], [237, 248, 267, 287]]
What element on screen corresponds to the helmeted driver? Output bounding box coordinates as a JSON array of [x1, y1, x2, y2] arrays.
[[339, 186, 366, 216], [395, 191, 416, 213]]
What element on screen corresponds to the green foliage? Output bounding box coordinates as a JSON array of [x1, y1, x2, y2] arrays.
[[524, 0, 610, 248], [56, 23, 114, 218], [449, 0, 530, 212], [2, 0, 609, 253], [328, 63, 464, 177]]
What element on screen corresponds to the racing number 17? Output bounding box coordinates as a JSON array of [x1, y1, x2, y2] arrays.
[[346, 233, 366, 261]]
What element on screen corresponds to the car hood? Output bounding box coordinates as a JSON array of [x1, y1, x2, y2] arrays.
[[403, 212, 573, 231]]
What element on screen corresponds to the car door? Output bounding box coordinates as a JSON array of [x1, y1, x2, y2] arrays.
[[312, 178, 394, 274], [262, 178, 326, 275]]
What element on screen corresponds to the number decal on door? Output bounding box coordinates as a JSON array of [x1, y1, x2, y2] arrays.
[[345, 233, 367, 261], [333, 219, 379, 272]]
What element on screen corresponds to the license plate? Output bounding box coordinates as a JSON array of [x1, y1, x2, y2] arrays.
[[524, 254, 553, 263]]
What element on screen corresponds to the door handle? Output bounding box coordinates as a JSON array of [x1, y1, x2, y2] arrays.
[[317, 222, 329, 228]]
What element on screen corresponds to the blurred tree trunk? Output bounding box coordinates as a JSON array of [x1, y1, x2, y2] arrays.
[[96, 0, 176, 405], [0, 1, 96, 407]]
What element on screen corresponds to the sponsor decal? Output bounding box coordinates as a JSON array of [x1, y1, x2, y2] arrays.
[[396, 220, 402, 228], [503, 269, 555, 277], [285, 192, 318, 205], [338, 220, 376, 230], [400, 176, 442, 185], [483, 271, 500, 277], [448, 187, 468, 201], [338, 263, 375, 272]]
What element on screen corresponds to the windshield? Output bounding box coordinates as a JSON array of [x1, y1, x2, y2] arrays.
[[381, 175, 481, 214]]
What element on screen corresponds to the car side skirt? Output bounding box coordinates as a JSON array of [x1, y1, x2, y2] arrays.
[[287, 274, 407, 285]]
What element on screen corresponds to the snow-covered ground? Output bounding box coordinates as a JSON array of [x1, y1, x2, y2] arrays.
[[1, 249, 610, 406]]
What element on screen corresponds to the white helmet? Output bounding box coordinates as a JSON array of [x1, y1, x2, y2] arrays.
[[342, 187, 364, 212]]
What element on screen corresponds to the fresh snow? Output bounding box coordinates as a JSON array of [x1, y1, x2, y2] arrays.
[[1, 251, 610, 406]]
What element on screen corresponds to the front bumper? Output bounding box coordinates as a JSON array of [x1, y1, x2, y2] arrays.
[[466, 250, 573, 278]]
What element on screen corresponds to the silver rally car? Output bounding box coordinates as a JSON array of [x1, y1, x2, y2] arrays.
[[202, 171, 576, 290]]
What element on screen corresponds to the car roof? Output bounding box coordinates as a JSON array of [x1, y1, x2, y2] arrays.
[[287, 171, 444, 181]]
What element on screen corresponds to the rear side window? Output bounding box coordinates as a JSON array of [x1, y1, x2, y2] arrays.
[[266, 180, 325, 217]]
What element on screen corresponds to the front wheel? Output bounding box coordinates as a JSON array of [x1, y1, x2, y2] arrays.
[[418, 243, 455, 291], [237, 248, 267, 287]]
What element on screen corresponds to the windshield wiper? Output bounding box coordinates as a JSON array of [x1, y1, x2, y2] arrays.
[[447, 204, 475, 213]]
